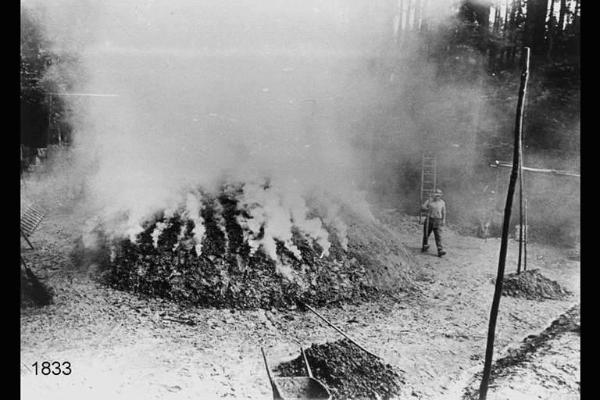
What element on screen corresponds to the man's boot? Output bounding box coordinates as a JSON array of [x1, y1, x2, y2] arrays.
[[422, 245, 429, 252], [438, 250, 446, 257]]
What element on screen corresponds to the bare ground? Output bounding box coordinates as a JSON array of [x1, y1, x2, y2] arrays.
[[20, 202, 580, 400]]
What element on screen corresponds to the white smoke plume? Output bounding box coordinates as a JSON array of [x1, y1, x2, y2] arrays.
[[322, 201, 349, 251], [151, 221, 168, 248], [236, 180, 304, 260], [183, 192, 205, 256], [23, 0, 466, 261], [211, 198, 230, 255]]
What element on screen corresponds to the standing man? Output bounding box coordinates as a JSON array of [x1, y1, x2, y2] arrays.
[[421, 188, 447, 257]]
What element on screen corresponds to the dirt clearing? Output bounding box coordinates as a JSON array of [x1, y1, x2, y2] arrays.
[[21, 201, 579, 399]]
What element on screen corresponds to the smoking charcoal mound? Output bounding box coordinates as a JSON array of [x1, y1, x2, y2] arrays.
[[93, 188, 416, 310], [496, 269, 571, 300], [277, 339, 404, 400]]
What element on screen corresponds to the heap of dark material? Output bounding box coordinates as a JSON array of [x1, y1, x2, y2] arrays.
[[277, 339, 404, 400], [20, 265, 53, 307], [499, 269, 571, 300], [462, 305, 579, 400], [96, 187, 412, 310]]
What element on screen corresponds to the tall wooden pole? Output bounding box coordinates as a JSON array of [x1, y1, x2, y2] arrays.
[[524, 198, 528, 271], [517, 78, 527, 274], [517, 168, 524, 273], [479, 47, 530, 400]]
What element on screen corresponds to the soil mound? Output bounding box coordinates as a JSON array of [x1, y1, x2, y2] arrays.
[[277, 339, 404, 400], [88, 188, 416, 309], [499, 269, 571, 300], [20, 265, 53, 308], [462, 305, 579, 399], [499, 305, 580, 366]]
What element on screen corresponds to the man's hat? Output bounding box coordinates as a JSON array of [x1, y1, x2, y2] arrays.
[[433, 189, 443, 196]]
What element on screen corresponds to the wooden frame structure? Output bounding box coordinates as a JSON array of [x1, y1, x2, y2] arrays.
[[419, 151, 437, 223], [20, 204, 45, 250]]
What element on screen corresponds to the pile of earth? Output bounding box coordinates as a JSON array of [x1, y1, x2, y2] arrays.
[[80, 186, 417, 310], [277, 339, 404, 400], [498, 269, 572, 300], [496, 304, 580, 369], [462, 305, 580, 399], [20, 264, 53, 308]]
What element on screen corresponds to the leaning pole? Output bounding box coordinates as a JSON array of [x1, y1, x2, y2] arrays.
[[478, 47, 530, 400]]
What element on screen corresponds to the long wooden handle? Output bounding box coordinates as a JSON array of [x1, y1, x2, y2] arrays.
[[300, 301, 380, 359], [260, 347, 279, 398], [301, 348, 313, 378], [21, 228, 35, 250]]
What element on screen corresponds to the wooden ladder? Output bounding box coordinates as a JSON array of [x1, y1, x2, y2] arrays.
[[419, 152, 437, 223], [21, 204, 45, 250]]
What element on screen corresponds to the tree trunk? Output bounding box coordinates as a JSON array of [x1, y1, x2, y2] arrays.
[[570, 0, 581, 59], [571, 0, 580, 26], [573, 0, 581, 36], [548, 0, 556, 24], [415, 0, 423, 32], [406, 0, 413, 31], [459, 0, 491, 29], [525, 0, 548, 56], [546, 0, 556, 60], [479, 2, 491, 32], [503, 0, 510, 37], [558, 0, 567, 31], [420, 0, 429, 33], [506, 0, 519, 67], [492, 2, 501, 34], [398, 0, 405, 40]]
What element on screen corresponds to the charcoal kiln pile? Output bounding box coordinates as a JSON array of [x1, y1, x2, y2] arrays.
[[499, 269, 571, 300], [83, 182, 415, 309], [277, 339, 404, 400]]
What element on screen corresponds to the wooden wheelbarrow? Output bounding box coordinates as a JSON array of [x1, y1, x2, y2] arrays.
[[261, 347, 331, 400]]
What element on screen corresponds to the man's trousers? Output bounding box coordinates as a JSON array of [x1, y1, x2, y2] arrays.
[[422, 217, 443, 252]]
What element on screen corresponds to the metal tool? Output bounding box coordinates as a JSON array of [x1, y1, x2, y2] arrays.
[[261, 347, 331, 400]]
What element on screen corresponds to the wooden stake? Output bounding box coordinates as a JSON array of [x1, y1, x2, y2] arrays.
[[423, 213, 430, 249], [489, 161, 580, 177], [479, 47, 530, 400], [260, 348, 281, 400], [518, 121, 526, 274], [21, 229, 35, 250], [517, 173, 523, 274], [524, 198, 528, 271]]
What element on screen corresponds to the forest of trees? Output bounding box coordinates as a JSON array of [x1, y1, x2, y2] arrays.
[[389, 0, 579, 68], [20, 0, 580, 155], [21, 6, 79, 169]]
